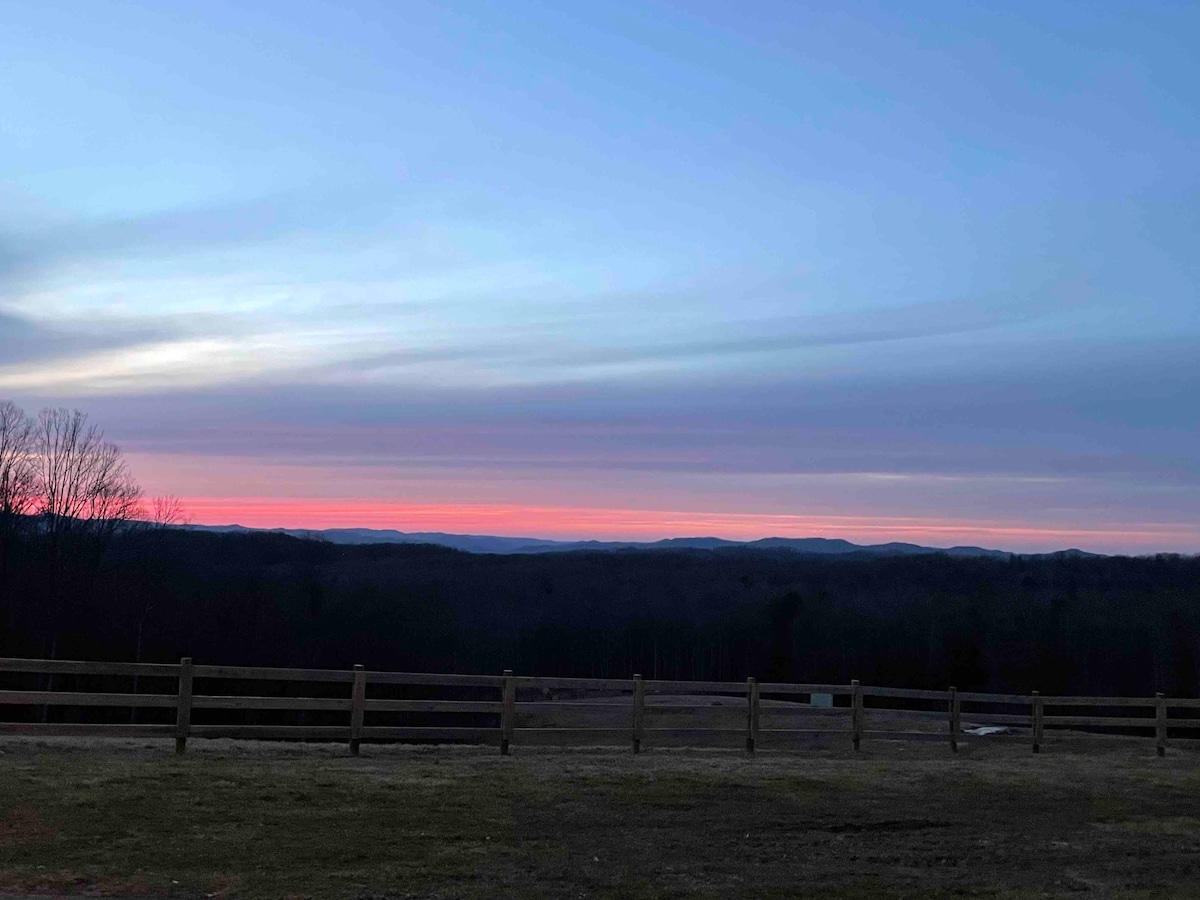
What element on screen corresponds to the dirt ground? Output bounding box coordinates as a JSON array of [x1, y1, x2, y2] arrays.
[[1, 726, 1198, 899]]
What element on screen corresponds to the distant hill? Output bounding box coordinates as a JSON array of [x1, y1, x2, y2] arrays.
[[180, 523, 1098, 558]]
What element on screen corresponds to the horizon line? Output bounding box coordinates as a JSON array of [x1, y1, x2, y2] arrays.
[[168, 497, 1200, 556]]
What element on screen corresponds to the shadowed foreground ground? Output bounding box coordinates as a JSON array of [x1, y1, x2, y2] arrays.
[[1, 734, 1199, 898]]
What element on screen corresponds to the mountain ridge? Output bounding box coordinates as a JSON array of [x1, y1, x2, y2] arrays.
[[180, 523, 1099, 558]]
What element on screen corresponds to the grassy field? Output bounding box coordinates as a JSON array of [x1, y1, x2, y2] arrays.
[[2, 730, 1199, 899]]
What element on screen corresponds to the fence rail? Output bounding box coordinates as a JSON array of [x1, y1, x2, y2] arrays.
[[0, 657, 1195, 757]]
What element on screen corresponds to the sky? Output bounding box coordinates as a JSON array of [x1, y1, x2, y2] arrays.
[[1, 0, 1198, 553]]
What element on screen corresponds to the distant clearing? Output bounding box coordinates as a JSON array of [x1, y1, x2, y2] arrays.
[[2, 733, 1199, 899]]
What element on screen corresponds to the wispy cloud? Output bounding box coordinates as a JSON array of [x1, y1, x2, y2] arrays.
[[0, 187, 401, 291], [0, 307, 177, 366]]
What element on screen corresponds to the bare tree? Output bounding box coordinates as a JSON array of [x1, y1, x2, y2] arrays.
[[150, 494, 190, 529], [0, 401, 36, 609], [32, 409, 145, 699], [33, 408, 144, 541], [0, 401, 35, 519]]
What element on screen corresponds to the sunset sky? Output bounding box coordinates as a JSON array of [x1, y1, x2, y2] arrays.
[[2, 1, 1197, 553]]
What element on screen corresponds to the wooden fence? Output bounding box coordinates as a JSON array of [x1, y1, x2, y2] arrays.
[[1, 657, 1195, 757]]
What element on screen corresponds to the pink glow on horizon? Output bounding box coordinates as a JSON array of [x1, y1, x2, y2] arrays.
[[175, 497, 1199, 554]]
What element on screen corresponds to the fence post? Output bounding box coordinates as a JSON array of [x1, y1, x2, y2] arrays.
[[746, 677, 759, 753], [1156, 692, 1167, 757], [1032, 691, 1043, 753], [500, 669, 515, 756], [632, 674, 644, 754], [174, 657, 193, 756], [349, 664, 366, 756], [851, 679, 863, 751], [948, 686, 959, 753]]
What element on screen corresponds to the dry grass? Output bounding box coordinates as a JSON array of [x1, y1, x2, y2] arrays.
[[1, 724, 1198, 899]]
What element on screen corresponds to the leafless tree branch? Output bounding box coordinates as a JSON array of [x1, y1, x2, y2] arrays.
[[0, 401, 36, 520], [33, 408, 145, 539]]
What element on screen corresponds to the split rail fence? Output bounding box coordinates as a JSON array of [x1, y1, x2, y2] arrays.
[[1, 657, 1196, 757]]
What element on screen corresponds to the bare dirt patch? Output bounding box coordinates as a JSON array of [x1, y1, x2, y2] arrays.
[[0, 804, 56, 848]]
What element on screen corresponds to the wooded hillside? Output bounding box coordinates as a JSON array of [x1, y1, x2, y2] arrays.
[[1, 526, 1196, 698]]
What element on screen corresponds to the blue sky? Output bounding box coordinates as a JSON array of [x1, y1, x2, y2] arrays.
[[1, 0, 1197, 551]]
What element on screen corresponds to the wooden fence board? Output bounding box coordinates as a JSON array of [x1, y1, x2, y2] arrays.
[[759, 706, 852, 717], [757, 683, 855, 695], [852, 680, 863, 750], [368, 672, 505, 688], [1157, 693, 1168, 756], [861, 686, 950, 701], [632, 674, 645, 753], [0, 690, 176, 707], [175, 657, 193, 755], [643, 679, 749, 694], [1043, 715, 1155, 728], [949, 687, 961, 753], [349, 665, 366, 755], [957, 692, 1031, 704], [364, 699, 502, 713], [960, 712, 1035, 726], [1042, 696, 1155, 708], [188, 725, 350, 739], [500, 670, 515, 756], [192, 696, 352, 711], [0, 723, 175, 737], [192, 665, 354, 682], [747, 677, 760, 753], [640, 727, 748, 735], [513, 701, 632, 712], [514, 727, 632, 733], [513, 675, 631, 691], [360, 727, 499, 741], [0, 658, 179, 677], [1032, 691, 1044, 753], [863, 707, 947, 721]]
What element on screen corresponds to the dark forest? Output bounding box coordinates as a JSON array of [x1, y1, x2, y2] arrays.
[[2, 524, 1198, 699]]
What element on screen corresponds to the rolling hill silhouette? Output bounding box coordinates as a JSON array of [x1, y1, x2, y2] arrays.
[[182, 524, 1097, 558]]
